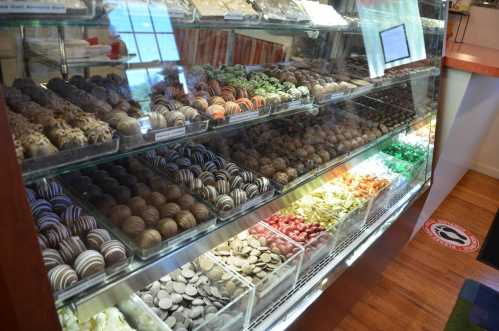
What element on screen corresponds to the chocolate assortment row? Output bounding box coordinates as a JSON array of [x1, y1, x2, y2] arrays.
[[2, 80, 114, 162], [205, 108, 389, 186], [62, 157, 213, 253], [143, 142, 273, 215], [27, 181, 128, 293]]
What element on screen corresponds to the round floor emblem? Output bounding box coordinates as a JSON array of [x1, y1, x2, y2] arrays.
[[423, 218, 480, 253]]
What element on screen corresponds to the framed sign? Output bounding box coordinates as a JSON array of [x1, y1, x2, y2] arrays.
[[379, 24, 411, 64]]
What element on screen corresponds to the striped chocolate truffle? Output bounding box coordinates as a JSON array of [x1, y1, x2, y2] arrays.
[[201, 185, 218, 203], [199, 171, 216, 186], [59, 236, 87, 264], [70, 215, 98, 236], [37, 181, 63, 200], [62, 205, 83, 224], [256, 177, 271, 193], [86, 229, 112, 251], [100, 240, 127, 265], [215, 180, 230, 195], [48, 264, 78, 291], [230, 175, 243, 190], [25, 188, 37, 203], [230, 188, 248, 207], [240, 171, 256, 183], [37, 212, 62, 233], [50, 195, 72, 214], [38, 234, 49, 250], [215, 194, 234, 211], [45, 224, 71, 248], [42, 248, 64, 270], [74, 250, 105, 278], [30, 199, 52, 218], [243, 183, 259, 199]]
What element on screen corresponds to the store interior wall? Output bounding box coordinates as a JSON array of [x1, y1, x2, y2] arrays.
[[449, 6, 499, 49], [471, 110, 499, 179]]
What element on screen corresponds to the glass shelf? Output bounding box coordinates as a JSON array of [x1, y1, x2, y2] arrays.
[[21, 67, 437, 183]]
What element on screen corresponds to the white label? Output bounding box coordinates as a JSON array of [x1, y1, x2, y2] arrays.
[[0, 2, 66, 13], [224, 11, 244, 20], [229, 111, 259, 123], [155, 126, 186, 142]]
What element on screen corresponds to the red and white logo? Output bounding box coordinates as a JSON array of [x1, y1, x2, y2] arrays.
[[423, 218, 480, 253]]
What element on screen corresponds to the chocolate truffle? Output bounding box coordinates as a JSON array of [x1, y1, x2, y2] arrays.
[[140, 205, 160, 227], [109, 204, 132, 226], [86, 229, 112, 251], [74, 250, 105, 278], [159, 202, 181, 218], [273, 172, 289, 184], [146, 192, 166, 208], [136, 229, 161, 249], [59, 236, 86, 264], [121, 216, 145, 236], [100, 240, 127, 265], [70, 216, 98, 236], [177, 193, 195, 210], [95, 194, 116, 216], [215, 194, 234, 211], [48, 264, 78, 291], [110, 185, 132, 204], [128, 196, 147, 215], [157, 218, 178, 238], [163, 184, 182, 201], [43, 248, 64, 270], [175, 210, 197, 230], [190, 202, 210, 222]]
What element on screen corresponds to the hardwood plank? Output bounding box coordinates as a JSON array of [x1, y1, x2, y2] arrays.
[[334, 171, 499, 331]]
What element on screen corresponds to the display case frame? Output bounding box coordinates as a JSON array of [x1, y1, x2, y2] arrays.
[[0, 0, 445, 330]]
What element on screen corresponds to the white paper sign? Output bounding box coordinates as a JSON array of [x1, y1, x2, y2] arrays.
[[224, 11, 244, 21], [229, 111, 258, 123], [155, 126, 186, 141], [380, 24, 410, 63], [356, 0, 426, 78], [0, 1, 66, 13]]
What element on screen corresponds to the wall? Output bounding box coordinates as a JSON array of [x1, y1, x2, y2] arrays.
[[472, 111, 499, 178]]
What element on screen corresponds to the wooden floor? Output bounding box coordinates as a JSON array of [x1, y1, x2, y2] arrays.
[[335, 170, 499, 331]]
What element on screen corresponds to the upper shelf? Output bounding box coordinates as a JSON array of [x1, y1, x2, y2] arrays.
[[20, 65, 439, 183]]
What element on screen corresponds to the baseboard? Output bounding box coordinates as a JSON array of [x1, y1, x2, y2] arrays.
[[471, 162, 499, 179]]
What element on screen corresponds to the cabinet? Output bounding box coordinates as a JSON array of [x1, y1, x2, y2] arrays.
[[0, 0, 445, 330]]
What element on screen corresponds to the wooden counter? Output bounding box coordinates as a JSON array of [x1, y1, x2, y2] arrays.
[[444, 41, 499, 78]]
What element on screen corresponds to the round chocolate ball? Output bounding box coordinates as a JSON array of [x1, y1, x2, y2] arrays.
[[136, 229, 161, 249], [95, 194, 116, 216], [175, 210, 197, 230], [109, 204, 132, 226], [163, 184, 182, 201], [178, 193, 195, 210], [157, 218, 178, 238], [147, 192, 166, 208], [159, 202, 181, 218], [140, 205, 160, 227], [111, 185, 132, 204], [121, 216, 145, 237], [135, 183, 151, 198], [190, 202, 210, 222], [128, 196, 147, 215]]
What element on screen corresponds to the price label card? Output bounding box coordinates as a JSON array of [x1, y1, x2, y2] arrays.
[[0, 1, 66, 13], [224, 11, 244, 20], [229, 111, 259, 123], [286, 100, 303, 110], [155, 126, 186, 142]]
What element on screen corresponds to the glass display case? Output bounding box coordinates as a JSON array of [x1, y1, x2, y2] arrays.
[[0, 0, 445, 329]]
